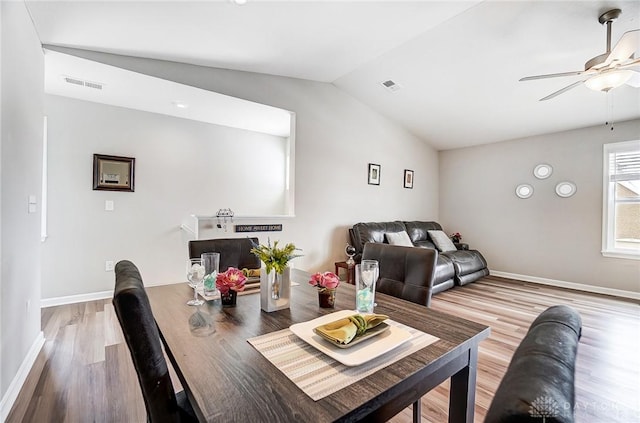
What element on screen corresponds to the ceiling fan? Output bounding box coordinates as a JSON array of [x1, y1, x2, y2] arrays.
[[520, 8, 639, 101]]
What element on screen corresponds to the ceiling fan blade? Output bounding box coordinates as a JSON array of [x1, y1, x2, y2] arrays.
[[625, 71, 640, 88], [520, 70, 588, 81], [539, 80, 585, 101], [618, 57, 640, 70], [604, 29, 640, 66]]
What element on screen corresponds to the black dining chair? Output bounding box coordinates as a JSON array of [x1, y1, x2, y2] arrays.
[[188, 237, 260, 272], [361, 242, 438, 423], [362, 242, 438, 307], [113, 260, 198, 423]]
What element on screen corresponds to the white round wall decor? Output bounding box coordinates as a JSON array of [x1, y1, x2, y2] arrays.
[[533, 164, 553, 179], [515, 184, 534, 199], [555, 181, 577, 198]]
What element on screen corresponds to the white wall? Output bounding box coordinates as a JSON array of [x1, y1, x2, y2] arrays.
[[42, 49, 439, 299], [1, 0, 44, 403], [43, 95, 289, 298], [440, 119, 640, 293]]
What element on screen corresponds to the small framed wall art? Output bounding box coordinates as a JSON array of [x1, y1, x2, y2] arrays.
[[404, 169, 414, 189], [368, 163, 381, 185], [93, 154, 135, 192]]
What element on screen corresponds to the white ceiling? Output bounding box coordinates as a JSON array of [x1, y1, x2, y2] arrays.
[[26, 0, 640, 150], [44, 50, 292, 137]]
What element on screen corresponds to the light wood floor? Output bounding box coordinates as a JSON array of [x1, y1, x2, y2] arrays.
[[6, 276, 640, 423]]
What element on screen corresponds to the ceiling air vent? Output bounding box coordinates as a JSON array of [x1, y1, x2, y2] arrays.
[[63, 75, 104, 90], [64, 77, 84, 86], [381, 79, 402, 92], [84, 81, 103, 90]]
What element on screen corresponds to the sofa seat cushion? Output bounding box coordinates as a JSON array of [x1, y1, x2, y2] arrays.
[[413, 240, 437, 249], [442, 250, 488, 285]]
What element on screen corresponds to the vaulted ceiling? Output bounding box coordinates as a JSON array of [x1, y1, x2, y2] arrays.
[[26, 1, 640, 150]]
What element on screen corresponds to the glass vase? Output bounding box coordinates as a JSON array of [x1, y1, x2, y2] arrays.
[[260, 267, 291, 312], [318, 289, 336, 308], [220, 290, 237, 307]]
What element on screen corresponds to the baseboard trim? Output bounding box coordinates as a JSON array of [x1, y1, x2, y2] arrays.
[[490, 270, 640, 300], [0, 331, 45, 422], [41, 290, 113, 308]]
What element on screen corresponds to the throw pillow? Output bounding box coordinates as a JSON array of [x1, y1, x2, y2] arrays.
[[427, 230, 457, 252], [385, 231, 414, 247]]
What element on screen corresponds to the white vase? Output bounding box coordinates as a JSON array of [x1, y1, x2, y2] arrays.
[[260, 267, 291, 312]]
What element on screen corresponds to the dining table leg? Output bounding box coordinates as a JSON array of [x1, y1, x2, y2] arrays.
[[412, 398, 422, 423], [448, 346, 479, 423]]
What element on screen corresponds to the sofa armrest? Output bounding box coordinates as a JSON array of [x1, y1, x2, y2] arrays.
[[454, 242, 469, 250]]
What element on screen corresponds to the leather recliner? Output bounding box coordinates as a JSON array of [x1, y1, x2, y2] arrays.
[[350, 221, 489, 294]]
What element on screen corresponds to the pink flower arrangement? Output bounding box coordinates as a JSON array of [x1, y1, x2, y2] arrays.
[[216, 267, 247, 294], [450, 232, 462, 242], [309, 271, 340, 292]]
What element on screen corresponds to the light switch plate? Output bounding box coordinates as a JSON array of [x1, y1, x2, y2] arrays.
[[105, 200, 114, 211]]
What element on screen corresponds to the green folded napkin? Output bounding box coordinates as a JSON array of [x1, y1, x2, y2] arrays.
[[315, 314, 389, 345]]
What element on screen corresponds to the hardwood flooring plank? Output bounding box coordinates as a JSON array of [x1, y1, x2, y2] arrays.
[[6, 277, 639, 422]]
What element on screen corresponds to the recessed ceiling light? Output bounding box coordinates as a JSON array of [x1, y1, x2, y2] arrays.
[[172, 101, 188, 109], [231, 0, 247, 5]]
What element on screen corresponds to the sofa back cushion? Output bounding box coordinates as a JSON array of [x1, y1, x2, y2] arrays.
[[351, 221, 407, 254], [403, 221, 441, 248]]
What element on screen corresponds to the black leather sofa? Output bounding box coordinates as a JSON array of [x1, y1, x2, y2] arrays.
[[350, 221, 489, 294], [485, 305, 582, 423]]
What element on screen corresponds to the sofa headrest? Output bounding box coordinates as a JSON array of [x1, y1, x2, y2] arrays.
[[351, 221, 406, 253]]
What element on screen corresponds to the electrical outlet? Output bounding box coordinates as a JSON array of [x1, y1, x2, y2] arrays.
[[105, 260, 115, 272]]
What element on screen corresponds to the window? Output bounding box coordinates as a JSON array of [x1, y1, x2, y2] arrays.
[[602, 140, 640, 259]]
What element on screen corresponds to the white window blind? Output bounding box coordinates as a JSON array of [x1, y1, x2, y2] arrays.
[[602, 140, 640, 259], [609, 150, 640, 183]]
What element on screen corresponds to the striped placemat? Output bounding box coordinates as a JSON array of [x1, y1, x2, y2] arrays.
[[247, 320, 439, 401]]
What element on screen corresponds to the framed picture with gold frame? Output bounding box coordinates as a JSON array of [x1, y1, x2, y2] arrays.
[[93, 154, 135, 192]]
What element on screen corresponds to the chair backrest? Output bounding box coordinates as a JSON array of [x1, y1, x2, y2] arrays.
[[113, 260, 181, 423], [484, 305, 582, 423], [188, 237, 260, 272], [362, 242, 438, 307]]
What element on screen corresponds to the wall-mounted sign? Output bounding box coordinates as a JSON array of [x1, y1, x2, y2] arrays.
[[235, 224, 283, 233]]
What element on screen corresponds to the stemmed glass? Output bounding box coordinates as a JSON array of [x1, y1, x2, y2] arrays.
[[186, 258, 205, 306]]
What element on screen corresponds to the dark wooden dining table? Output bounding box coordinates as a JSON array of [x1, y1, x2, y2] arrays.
[[146, 270, 490, 422]]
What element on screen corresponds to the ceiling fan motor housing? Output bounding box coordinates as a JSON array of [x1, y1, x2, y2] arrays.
[[585, 9, 622, 71]]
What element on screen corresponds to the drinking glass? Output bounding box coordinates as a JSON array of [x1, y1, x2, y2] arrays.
[[201, 252, 220, 297], [355, 260, 379, 313], [186, 258, 205, 306]]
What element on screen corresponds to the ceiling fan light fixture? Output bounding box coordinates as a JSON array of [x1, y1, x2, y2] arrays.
[[584, 70, 633, 92]]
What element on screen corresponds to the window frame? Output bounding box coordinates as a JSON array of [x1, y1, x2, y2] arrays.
[[602, 140, 640, 260]]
